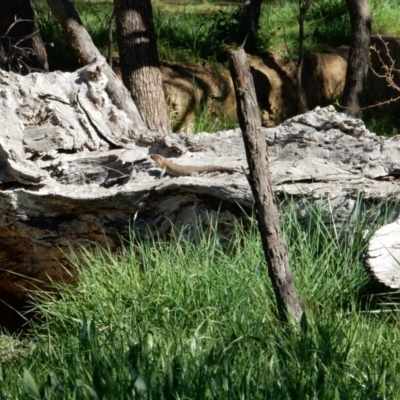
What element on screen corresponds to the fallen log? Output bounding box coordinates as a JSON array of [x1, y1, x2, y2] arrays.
[[365, 221, 400, 289], [1, 59, 400, 330]]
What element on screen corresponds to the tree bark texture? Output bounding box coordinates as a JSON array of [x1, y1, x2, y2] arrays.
[[0, 0, 48, 73], [242, 0, 262, 47], [342, 0, 371, 118], [46, 0, 146, 132], [114, 0, 172, 134], [296, 0, 312, 113], [229, 48, 303, 323]]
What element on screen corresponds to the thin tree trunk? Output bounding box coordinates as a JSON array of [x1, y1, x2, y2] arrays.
[[296, 0, 312, 113], [0, 0, 48, 73], [242, 0, 262, 48], [108, 10, 116, 67], [114, 0, 172, 134], [229, 48, 303, 323], [46, 0, 145, 129], [342, 0, 371, 118]]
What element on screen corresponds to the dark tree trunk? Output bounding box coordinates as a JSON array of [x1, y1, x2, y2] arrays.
[[342, 0, 371, 118], [114, 0, 172, 134], [229, 48, 303, 323], [46, 0, 146, 131], [0, 0, 48, 73], [242, 0, 262, 49], [108, 10, 116, 67], [296, 0, 313, 113]]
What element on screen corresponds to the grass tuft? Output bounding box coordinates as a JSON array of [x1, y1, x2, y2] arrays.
[[2, 197, 400, 398]]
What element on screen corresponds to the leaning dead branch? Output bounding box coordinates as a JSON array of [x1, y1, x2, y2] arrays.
[[369, 36, 400, 107]]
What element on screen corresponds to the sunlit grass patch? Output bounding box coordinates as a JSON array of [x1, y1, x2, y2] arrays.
[[2, 197, 400, 398]]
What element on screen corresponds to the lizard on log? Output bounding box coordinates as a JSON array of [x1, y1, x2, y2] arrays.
[[150, 154, 240, 178]]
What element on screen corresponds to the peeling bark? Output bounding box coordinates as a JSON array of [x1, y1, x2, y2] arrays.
[[46, 0, 146, 132]]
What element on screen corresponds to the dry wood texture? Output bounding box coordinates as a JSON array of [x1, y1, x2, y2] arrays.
[[46, 0, 146, 130], [1, 60, 400, 329], [365, 221, 400, 288], [230, 48, 303, 323]]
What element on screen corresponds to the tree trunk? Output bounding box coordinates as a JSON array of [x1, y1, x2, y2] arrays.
[[342, 0, 371, 118], [107, 10, 116, 67], [242, 0, 263, 47], [229, 48, 303, 323], [46, 0, 146, 132], [0, 0, 48, 73], [114, 0, 172, 134], [296, 0, 312, 114]]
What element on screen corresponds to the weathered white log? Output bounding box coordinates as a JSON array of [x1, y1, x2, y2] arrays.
[[1, 59, 400, 330], [365, 221, 400, 289]]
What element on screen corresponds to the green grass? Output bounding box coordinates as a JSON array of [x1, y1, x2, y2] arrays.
[[170, 100, 237, 133], [33, 0, 114, 71], [364, 111, 400, 136], [191, 105, 237, 133], [370, 0, 400, 36], [34, 0, 400, 67], [153, 0, 400, 61], [154, 9, 223, 64], [2, 198, 400, 398]]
